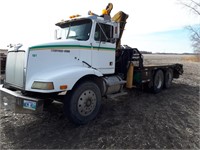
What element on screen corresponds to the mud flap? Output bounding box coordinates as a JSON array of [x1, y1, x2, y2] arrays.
[[173, 64, 183, 78]]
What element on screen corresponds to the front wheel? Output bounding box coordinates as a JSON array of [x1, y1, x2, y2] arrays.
[[64, 81, 102, 125]]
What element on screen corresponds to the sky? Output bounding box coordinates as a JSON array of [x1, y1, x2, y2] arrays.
[[0, 0, 199, 53]]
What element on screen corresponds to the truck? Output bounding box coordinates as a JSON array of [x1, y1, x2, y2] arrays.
[[0, 4, 183, 125]]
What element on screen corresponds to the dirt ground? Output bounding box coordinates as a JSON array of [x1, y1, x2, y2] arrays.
[[0, 54, 199, 149]]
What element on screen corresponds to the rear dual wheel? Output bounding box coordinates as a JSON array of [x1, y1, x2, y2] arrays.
[[164, 68, 173, 89], [153, 69, 164, 93], [152, 68, 173, 93]]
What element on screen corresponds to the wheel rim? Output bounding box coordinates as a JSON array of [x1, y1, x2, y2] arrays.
[[77, 90, 97, 116]]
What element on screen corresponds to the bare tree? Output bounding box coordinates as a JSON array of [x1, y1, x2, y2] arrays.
[[179, 0, 200, 53]]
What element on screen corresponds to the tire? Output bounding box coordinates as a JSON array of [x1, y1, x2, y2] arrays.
[[152, 70, 164, 93], [164, 68, 173, 89], [64, 81, 101, 125]]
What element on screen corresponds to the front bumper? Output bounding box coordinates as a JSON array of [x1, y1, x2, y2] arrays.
[[0, 84, 44, 113]]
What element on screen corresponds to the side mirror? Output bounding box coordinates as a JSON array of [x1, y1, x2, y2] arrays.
[[54, 29, 57, 40], [113, 23, 120, 39], [54, 29, 61, 40]]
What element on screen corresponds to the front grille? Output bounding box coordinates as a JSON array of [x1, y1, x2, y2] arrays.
[[5, 51, 25, 89]]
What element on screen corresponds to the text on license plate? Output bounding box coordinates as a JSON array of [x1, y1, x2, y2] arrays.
[[23, 100, 36, 110]]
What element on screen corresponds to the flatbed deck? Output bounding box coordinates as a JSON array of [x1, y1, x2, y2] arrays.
[[116, 46, 183, 93]]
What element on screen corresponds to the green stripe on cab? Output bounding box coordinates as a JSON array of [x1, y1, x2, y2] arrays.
[[29, 45, 115, 51]]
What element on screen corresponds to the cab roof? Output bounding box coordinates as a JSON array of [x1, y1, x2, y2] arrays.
[[55, 15, 115, 27]]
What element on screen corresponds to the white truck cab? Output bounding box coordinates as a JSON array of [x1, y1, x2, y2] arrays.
[[5, 15, 120, 93]]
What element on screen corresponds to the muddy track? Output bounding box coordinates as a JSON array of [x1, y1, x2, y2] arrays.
[[0, 55, 199, 149]]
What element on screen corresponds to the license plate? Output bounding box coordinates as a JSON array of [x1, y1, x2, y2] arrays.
[[23, 100, 36, 110]]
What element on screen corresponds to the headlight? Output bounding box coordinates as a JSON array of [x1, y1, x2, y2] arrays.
[[31, 81, 54, 90]]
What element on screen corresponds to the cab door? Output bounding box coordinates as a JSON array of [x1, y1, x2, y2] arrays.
[[91, 22, 116, 74]]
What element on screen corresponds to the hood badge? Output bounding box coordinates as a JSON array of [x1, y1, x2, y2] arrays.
[[51, 49, 70, 53]]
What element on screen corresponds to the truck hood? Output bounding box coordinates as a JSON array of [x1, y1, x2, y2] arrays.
[[7, 39, 81, 52]]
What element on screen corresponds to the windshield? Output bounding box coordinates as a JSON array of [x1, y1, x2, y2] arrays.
[[57, 19, 92, 41]]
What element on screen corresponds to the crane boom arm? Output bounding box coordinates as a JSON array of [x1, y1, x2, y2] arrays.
[[112, 11, 129, 50]]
